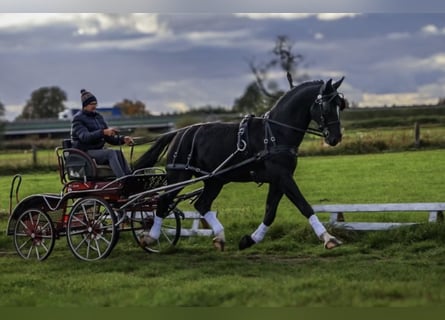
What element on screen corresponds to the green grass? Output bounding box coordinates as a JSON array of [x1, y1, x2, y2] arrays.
[[1, 150, 445, 307]]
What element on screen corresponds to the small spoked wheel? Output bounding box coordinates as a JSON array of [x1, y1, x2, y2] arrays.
[[13, 209, 55, 261], [130, 208, 181, 253], [66, 196, 118, 261]]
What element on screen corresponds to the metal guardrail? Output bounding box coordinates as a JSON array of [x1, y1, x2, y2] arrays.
[[4, 117, 175, 137]]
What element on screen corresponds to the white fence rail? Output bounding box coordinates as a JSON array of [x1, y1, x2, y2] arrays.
[[167, 203, 445, 235], [167, 211, 215, 237], [313, 202, 445, 231]]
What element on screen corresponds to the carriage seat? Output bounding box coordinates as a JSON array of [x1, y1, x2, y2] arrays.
[[60, 139, 115, 181]]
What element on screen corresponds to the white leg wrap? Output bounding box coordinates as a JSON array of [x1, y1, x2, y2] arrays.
[[309, 214, 326, 238], [251, 223, 269, 243], [148, 215, 163, 239], [204, 211, 224, 236]]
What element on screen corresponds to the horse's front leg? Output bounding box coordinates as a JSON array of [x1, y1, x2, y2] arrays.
[[281, 175, 342, 249], [239, 183, 283, 250]]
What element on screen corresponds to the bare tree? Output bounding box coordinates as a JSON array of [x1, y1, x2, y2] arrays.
[[249, 35, 308, 99], [234, 35, 309, 115]]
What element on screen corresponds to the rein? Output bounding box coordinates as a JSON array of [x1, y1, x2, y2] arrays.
[[262, 112, 325, 138]]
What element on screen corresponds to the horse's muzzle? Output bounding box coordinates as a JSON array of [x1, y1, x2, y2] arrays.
[[326, 134, 342, 146]]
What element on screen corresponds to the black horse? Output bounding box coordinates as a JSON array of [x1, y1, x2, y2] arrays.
[[134, 77, 346, 251]]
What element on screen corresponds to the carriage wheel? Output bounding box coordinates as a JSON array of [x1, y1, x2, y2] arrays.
[[130, 208, 181, 253], [66, 197, 118, 261], [13, 209, 55, 261]]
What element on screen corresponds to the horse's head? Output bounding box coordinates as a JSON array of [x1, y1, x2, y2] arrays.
[[311, 77, 346, 146]]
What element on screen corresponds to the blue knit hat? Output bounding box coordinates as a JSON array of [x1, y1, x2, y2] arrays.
[[80, 89, 97, 107]]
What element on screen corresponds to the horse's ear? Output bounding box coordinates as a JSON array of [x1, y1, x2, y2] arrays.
[[320, 79, 331, 92], [322, 79, 333, 93], [333, 76, 345, 90]]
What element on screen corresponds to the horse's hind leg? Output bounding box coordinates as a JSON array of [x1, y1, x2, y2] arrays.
[[194, 180, 225, 251], [239, 183, 283, 250], [138, 171, 191, 246]]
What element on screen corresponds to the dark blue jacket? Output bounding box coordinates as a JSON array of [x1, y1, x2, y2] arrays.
[[71, 110, 124, 151]]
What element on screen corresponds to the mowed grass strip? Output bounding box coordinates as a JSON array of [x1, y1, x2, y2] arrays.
[[0, 149, 445, 306]]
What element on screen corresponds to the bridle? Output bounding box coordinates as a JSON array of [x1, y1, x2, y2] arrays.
[[311, 91, 343, 138], [261, 90, 343, 139]]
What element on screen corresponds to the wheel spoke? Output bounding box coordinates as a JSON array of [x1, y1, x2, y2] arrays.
[[18, 238, 31, 250], [35, 246, 41, 260], [26, 245, 33, 259], [14, 209, 55, 261], [67, 197, 117, 261]]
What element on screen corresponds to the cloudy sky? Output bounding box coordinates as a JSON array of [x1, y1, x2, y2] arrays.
[[1, 12, 445, 121]]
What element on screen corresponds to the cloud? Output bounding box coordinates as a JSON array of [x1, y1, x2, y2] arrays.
[[358, 76, 445, 107], [0, 13, 162, 35], [317, 13, 361, 21], [386, 32, 410, 40], [234, 13, 360, 21], [167, 101, 190, 113], [314, 33, 324, 40], [361, 92, 437, 107], [183, 29, 252, 47], [74, 13, 162, 36], [0, 13, 75, 30], [0, 13, 172, 53], [421, 24, 445, 36], [2, 0, 445, 13], [2, 13, 445, 122], [3, 104, 23, 121], [418, 78, 445, 99], [375, 53, 445, 73]]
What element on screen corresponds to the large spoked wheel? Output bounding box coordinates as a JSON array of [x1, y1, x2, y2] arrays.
[[13, 209, 55, 261], [66, 197, 118, 261], [130, 208, 181, 253]]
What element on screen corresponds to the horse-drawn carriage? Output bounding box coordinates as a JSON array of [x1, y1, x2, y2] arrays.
[[6, 76, 347, 261], [6, 140, 203, 261]]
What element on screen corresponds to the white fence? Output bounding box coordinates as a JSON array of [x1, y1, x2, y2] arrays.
[[167, 211, 215, 237], [313, 202, 445, 231], [166, 203, 445, 235]]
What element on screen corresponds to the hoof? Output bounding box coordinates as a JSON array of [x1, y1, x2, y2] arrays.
[[212, 237, 225, 252], [238, 235, 255, 250], [321, 232, 343, 249], [138, 232, 156, 247]]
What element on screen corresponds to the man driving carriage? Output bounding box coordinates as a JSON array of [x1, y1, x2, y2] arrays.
[[70, 89, 134, 178]]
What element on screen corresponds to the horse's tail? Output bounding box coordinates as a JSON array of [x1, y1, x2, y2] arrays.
[[133, 131, 177, 169]]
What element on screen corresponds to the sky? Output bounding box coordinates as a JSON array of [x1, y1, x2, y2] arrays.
[[1, 10, 445, 120]]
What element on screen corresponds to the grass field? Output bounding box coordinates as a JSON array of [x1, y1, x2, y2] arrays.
[[1, 149, 445, 307]]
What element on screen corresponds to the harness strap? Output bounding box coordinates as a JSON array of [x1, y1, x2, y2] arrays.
[[172, 125, 194, 166], [237, 114, 252, 151], [166, 114, 302, 179], [186, 125, 202, 169], [166, 145, 296, 178]]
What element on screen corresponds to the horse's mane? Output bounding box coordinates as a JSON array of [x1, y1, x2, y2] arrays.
[[268, 80, 324, 113]]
